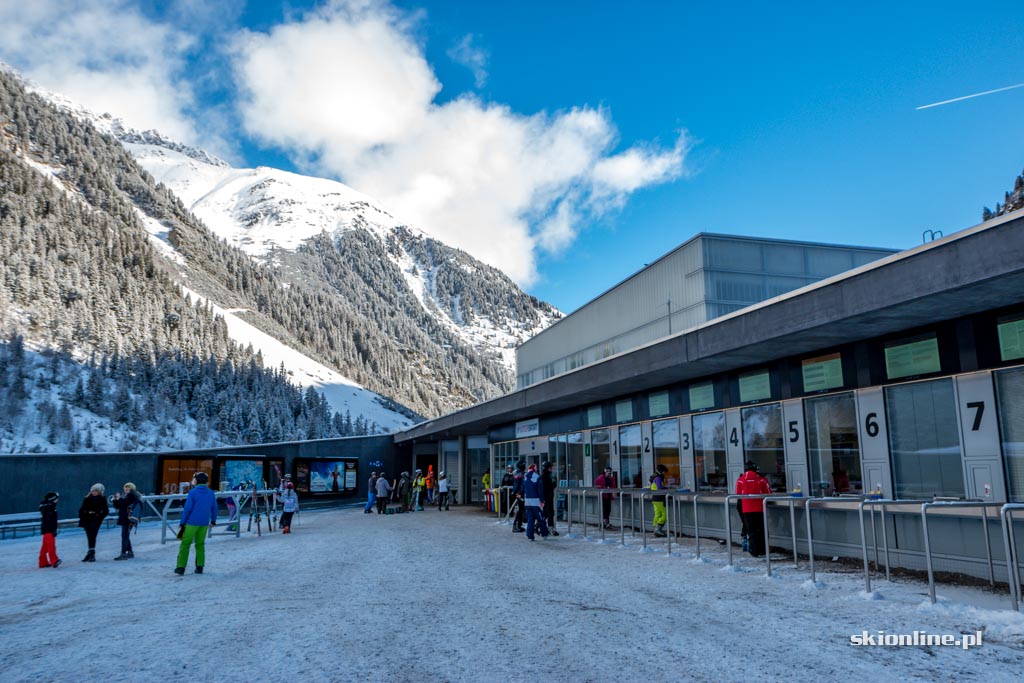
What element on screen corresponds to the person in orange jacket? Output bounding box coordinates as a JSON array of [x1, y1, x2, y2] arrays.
[[425, 466, 436, 505], [735, 461, 772, 557]]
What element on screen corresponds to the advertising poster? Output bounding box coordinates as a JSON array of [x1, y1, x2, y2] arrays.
[[306, 460, 358, 493], [220, 459, 264, 490]]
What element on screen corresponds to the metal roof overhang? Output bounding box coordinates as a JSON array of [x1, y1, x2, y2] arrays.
[[395, 211, 1024, 443]]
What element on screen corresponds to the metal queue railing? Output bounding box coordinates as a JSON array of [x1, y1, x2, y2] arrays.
[[550, 486, 1024, 611], [763, 496, 808, 577], [920, 501, 1004, 604], [1001, 504, 1024, 612], [806, 496, 866, 583]]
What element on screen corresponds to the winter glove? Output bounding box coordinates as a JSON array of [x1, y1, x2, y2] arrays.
[[176, 527, 184, 540]]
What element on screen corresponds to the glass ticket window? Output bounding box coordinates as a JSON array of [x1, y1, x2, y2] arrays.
[[886, 379, 965, 499], [619, 424, 642, 488], [566, 432, 584, 486], [591, 429, 611, 482], [996, 368, 1024, 502], [693, 412, 727, 491], [805, 393, 861, 495], [653, 419, 681, 487], [549, 434, 567, 487], [741, 404, 786, 492]]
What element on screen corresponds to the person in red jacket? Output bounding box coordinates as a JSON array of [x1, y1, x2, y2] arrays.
[[735, 461, 771, 557]]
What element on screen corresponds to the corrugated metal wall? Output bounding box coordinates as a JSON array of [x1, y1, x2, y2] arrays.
[[516, 234, 894, 388]]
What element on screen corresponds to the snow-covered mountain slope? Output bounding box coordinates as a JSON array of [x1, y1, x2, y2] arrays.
[[129, 141, 561, 373], [180, 287, 414, 432], [21, 72, 561, 419]]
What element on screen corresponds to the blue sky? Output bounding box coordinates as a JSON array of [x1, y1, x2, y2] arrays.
[[2, 1, 1022, 313]]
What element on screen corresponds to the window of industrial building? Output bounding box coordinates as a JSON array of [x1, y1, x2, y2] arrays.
[[739, 370, 771, 403], [995, 368, 1024, 502], [886, 379, 965, 499], [586, 405, 602, 428], [591, 429, 611, 482], [615, 400, 634, 423], [567, 432, 585, 486], [693, 412, 727, 490], [689, 382, 715, 411], [648, 391, 670, 417], [742, 404, 786, 492], [885, 334, 941, 380], [653, 419, 681, 487], [549, 434, 566, 489], [619, 425, 642, 488], [805, 393, 861, 495], [998, 316, 1024, 362], [802, 352, 844, 393]]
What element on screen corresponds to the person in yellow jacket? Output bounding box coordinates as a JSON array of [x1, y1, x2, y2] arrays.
[[412, 470, 425, 511], [482, 471, 492, 511], [650, 464, 669, 537]]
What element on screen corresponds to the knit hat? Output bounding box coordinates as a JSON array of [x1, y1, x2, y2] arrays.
[[123, 482, 137, 491], [43, 491, 59, 503], [90, 483, 105, 494]]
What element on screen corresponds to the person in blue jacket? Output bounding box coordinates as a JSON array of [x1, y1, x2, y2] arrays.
[[522, 463, 550, 541], [175, 472, 217, 575]]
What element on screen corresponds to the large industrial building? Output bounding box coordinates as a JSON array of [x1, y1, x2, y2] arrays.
[[516, 233, 896, 388]]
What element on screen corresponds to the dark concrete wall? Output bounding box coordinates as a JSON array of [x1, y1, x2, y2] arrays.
[[0, 435, 396, 516]]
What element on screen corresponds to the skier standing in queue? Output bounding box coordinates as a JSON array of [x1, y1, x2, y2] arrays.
[[174, 472, 217, 575], [541, 461, 559, 536], [395, 472, 410, 512], [522, 463, 550, 541], [77, 483, 108, 562], [650, 464, 669, 537], [111, 482, 140, 561], [365, 471, 378, 514], [594, 466, 618, 530], [375, 471, 392, 514], [511, 461, 526, 533], [735, 461, 772, 557], [436, 471, 450, 511], [38, 492, 61, 568]]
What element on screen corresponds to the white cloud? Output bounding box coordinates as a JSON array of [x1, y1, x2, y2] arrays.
[[0, 0, 202, 143], [447, 34, 488, 88], [233, 0, 689, 285]]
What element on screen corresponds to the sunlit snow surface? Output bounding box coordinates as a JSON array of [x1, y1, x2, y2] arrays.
[[2, 508, 1022, 682]]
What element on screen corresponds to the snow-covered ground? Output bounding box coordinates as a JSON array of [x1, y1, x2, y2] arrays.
[[2, 506, 1022, 682]]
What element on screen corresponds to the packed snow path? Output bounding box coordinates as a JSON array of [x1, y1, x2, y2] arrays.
[[2, 507, 1022, 682]]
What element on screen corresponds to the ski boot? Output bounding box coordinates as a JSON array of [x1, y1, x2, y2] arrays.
[[115, 553, 129, 561], [173, 567, 185, 576], [194, 566, 203, 574]]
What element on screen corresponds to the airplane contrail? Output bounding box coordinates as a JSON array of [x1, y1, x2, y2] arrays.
[[916, 82, 1024, 110]]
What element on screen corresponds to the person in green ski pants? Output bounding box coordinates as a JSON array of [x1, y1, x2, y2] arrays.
[[175, 472, 218, 575]]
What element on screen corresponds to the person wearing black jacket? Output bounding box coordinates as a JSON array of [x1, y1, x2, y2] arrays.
[[77, 483, 108, 562], [111, 482, 141, 560], [499, 466, 515, 517], [511, 461, 526, 533], [38, 492, 61, 568], [541, 461, 559, 536]]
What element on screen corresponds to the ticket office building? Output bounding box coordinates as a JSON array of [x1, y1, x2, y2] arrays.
[[491, 309, 1024, 508]]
